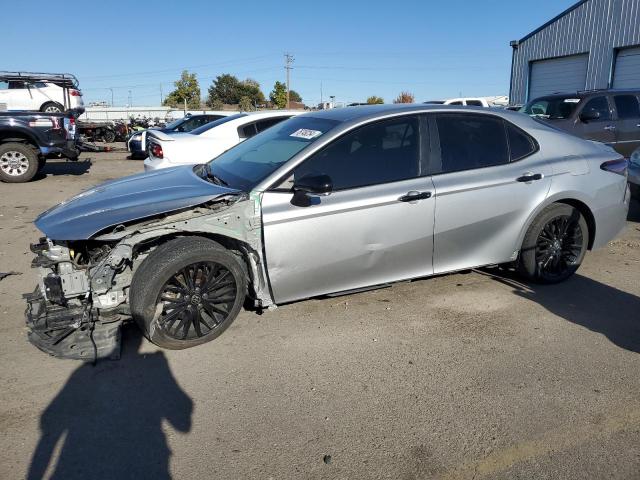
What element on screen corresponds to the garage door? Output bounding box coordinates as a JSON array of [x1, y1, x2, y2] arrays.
[[528, 54, 589, 100], [612, 46, 640, 89]]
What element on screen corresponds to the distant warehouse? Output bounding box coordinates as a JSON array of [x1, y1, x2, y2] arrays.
[[509, 0, 640, 105]]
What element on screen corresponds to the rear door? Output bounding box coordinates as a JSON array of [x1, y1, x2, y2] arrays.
[[7, 81, 35, 110], [612, 94, 640, 157], [575, 96, 616, 145], [262, 114, 435, 303], [428, 113, 551, 273]]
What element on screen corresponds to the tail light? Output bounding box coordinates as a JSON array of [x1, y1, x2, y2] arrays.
[[600, 158, 628, 176], [150, 143, 163, 159], [70, 89, 82, 97]]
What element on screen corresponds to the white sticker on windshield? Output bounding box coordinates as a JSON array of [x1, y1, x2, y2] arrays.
[[290, 128, 322, 140], [563, 98, 580, 103]]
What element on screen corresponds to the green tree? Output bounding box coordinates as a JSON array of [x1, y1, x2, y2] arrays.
[[207, 74, 241, 106], [238, 96, 254, 112], [393, 91, 414, 104], [366, 95, 384, 104], [270, 81, 287, 109], [289, 90, 302, 103], [163, 70, 201, 109], [237, 78, 266, 106]]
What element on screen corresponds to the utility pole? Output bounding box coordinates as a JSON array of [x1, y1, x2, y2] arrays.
[[128, 90, 132, 107], [160, 84, 163, 105], [108, 87, 114, 107], [284, 53, 294, 109], [320, 81, 323, 107]]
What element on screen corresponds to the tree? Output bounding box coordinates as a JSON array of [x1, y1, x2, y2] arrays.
[[366, 95, 384, 104], [238, 96, 254, 112], [289, 90, 302, 103], [393, 91, 415, 104], [237, 78, 265, 106], [163, 70, 201, 109], [270, 81, 287, 109], [207, 74, 241, 106], [207, 75, 265, 107]]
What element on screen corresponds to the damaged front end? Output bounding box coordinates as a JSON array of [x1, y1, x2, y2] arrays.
[[24, 238, 131, 360]]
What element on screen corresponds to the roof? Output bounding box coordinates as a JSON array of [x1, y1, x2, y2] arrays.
[[516, 0, 588, 44], [530, 88, 640, 100]]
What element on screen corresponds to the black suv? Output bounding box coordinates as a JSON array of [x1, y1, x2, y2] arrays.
[[521, 89, 640, 158]]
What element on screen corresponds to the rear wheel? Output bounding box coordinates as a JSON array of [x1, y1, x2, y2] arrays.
[[0, 143, 39, 183], [518, 203, 588, 283], [40, 102, 64, 113], [102, 129, 116, 143], [130, 236, 247, 350]]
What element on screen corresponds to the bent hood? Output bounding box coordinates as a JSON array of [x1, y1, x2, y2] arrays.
[[35, 166, 241, 240]]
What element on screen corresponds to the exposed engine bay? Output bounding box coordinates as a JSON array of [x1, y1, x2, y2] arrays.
[[24, 191, 273, 361]]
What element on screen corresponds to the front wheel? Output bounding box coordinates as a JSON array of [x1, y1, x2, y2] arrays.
[[130, 237, 247, 350], [518, 203, 588, 283], [102, 129, 116, 143]]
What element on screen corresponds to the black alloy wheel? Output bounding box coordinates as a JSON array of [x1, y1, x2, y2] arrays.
[[157, 262, 237, 341], [534, 213, 585, 281]]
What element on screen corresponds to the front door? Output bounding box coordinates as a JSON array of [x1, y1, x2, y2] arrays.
[[575, 95, 616, 145], [262, 115, 435, 304]]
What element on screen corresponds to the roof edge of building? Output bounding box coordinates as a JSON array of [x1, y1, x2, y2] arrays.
[[517, 0, 589, 44]]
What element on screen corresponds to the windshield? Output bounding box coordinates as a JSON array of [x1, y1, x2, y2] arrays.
[[191, 113, 247, 135], [521, 97, 581, 119], [207, 116, 340, 191]]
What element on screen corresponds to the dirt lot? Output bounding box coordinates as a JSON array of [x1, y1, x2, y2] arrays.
[[1, 149, 639, 480]]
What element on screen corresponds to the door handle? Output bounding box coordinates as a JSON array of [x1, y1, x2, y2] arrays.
[[604, 125, 616, 131], [516, 173, 543, 182], [399, 191, 432, 202]]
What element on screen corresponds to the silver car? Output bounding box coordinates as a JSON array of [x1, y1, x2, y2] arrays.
[[25, 105, 631, 359]]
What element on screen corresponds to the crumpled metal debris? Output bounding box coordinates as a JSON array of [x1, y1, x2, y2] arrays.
[[0, 271, 21, 281]]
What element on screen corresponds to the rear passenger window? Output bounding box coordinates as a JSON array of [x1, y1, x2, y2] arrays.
[[614, 95, 640, 119], [433, 114, 509, 173], [466, 100, 484, 107], [507, 123, 536, 161], [294, 116, 420, 190], [239, 123, 258, 138], [256, 117, 287, 132]]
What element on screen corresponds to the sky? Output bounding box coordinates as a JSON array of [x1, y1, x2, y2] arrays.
[[3, 0, 577, 107]]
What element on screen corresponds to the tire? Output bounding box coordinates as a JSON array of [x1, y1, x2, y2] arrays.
[[630, 183, 640, 201], [130, 236, 247, 350], [40, 102, 64, 113], [102, 129, 116, 143], [518, 203, 588, 283], [0, 142, 39, 183]]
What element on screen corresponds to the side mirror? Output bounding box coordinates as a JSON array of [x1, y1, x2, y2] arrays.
[[579, 110, 600, 122], [291, 173, 332, 207]]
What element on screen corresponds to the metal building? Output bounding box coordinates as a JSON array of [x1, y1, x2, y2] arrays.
[[509, 0, 640, 105]]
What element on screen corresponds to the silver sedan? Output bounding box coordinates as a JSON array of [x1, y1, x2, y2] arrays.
[[26, 105, 631, 358]]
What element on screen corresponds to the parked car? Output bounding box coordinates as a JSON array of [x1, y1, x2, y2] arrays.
[[0, 110, 78, 182], [0, 72, 84, 113], [424, 96, 509, 107], [24, 104, 630, 359], [521, 89, 640, 198], [144, 111, 299, 171], [127, 113, 230, 159]]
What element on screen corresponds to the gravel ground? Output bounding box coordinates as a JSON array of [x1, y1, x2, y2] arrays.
[[1, 148, 639, 480]]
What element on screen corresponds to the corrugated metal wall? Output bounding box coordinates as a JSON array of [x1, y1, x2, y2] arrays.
[[510, 0, 640, 104]]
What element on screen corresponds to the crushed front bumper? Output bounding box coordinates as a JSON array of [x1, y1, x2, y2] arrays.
[[24, 288, 121, 360]]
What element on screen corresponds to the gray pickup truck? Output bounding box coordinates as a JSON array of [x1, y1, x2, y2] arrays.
[[0, 110, 78, 183]]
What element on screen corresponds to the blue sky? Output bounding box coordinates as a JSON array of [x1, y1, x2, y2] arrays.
[[4, 0, 576, 106]]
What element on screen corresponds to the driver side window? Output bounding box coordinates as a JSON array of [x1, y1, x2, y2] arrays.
[[293, 115, 421, 191], [581, 96, 611, 121]]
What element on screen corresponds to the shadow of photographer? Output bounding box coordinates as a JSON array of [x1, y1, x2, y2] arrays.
[[28, 326, 192, 480]]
